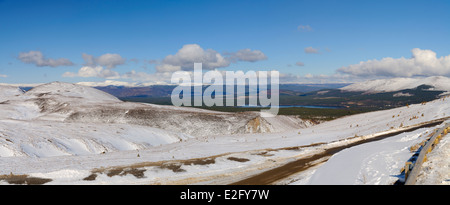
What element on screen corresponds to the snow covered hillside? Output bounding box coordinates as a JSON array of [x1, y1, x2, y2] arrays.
[[341, 76, 450, 93], [0, 82, 309, 158], [0, 81, 449, 185], [0, 85, 25, 101]]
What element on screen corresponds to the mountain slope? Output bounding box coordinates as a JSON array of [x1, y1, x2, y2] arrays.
[[0, 82, 311, 158], [341, 76, 450, 93], [26, 81, 121, 102], [0, 85, 24, 102]]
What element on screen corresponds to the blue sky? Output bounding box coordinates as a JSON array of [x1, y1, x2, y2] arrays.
[[1, 0, 450, 85]]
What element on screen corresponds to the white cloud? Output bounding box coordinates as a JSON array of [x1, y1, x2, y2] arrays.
[[68, 68, 353, 85], [76, 80, 171, 87], [226, 48, 267, 62], [82, 53, 126, 69], [304, 47, 319, 54], [18, 51, 74, 67], [65, 53, 125, 79], [338, 48, 450, 78], [121, 70, 174, 83], [156, 44, 230, 72], [81, 53, 95, 66], [297, 25, 312, 32], [277, 72, 353, 84], [63, 45, 269, 83], [63, 66, 120, 79], [0, 74, 7, 78], [75, 71, 176, 86], [155, 44, 267, 73]]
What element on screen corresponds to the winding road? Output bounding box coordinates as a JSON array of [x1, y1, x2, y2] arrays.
[[231, 118, 447, 185]]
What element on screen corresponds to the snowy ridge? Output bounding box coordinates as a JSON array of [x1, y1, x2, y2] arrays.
[[0, 82, 308, 158], [341, 76, 450, 93], [0, 85, 24, 102], [25, 81, 121, 102]]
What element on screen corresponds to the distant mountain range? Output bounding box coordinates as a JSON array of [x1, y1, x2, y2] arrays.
[[93, 83, 350, 98], [340, 76, 450, 93], [13, 76, 450, 110], [297, 84, 446, 109]]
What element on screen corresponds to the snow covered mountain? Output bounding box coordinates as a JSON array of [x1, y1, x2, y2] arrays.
[[341, 76, 450, 94], [1, 81, 448, 185], [0, 82, 309, 158], [25, 81, 121, 102]]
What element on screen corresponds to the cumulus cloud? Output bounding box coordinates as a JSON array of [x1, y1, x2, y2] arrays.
[[63, 66, 173, 83], [121, 70, 174, 83], [18, 51, 74, 67], [82, 53, 126, 69], [63, 45, 268, 82], [155, 44, 230, 72], [338, 48, 450, 78], [155, 44, 267, 73], [225, 48, 267, 62], [304, 47, 319, 54], [62, 66, 120, 79], [64, 53, 125, 79]]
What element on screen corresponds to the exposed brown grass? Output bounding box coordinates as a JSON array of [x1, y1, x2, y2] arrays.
[[159, 163, 186, 173], [84, 156, 220, 181], [88, 167, 147, 179], [253, 151, 274, 157], [182, 157, 215, 166], [83, 141, 330, 182], [0, 174, 52, 185], [227, 157, 250, 162]]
